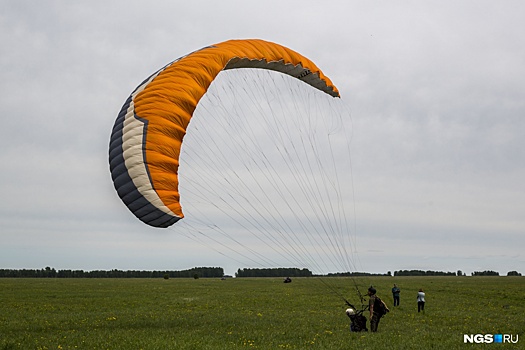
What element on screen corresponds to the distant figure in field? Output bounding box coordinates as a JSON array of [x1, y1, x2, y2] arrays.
[[391, 284, 400, 306], [417, 288, 426, 313], [368, 286, 389, 332], [346, 308, 368, 332], [283, 277, 292, 283]]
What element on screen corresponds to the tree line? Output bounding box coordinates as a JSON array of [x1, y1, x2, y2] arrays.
[[394, 269, 522, 276], [1, 267, 520, 278], [235, 267, 313, 277], [0, 266, 224, 278], [327, 271, 389, 277], [394, 270, 457, 276]]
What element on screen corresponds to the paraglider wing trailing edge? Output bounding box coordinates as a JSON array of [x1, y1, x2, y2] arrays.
[[109, 39, 340, 228]]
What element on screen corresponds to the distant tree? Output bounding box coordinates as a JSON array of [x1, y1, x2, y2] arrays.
[[457, 270, 463, 276], [472, 270, 499, 276], [507, 271, 522, 276], [42, 266, 57, 278]]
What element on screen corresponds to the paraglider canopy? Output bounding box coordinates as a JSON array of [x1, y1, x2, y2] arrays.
[[109, 39, 340, 228]]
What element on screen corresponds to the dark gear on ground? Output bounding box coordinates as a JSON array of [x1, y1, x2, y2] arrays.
[[346, 308, 368, 332]]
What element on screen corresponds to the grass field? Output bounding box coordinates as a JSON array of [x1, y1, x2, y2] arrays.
[[0, 276, 523, 349]]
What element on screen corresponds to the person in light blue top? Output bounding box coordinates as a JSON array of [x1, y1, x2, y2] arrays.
[[417, 289, 425, 313], [391, 284, 400, 306]]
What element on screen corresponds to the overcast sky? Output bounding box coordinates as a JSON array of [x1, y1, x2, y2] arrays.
[[1, 1, 524, 276]]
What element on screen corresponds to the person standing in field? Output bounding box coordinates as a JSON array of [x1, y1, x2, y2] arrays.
[[391, 284, 400, 306], [417, 288, 426, 313], [367, 286, 389, 332]]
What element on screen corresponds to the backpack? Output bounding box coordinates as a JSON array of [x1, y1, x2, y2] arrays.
[[374, 296, 389, 316]]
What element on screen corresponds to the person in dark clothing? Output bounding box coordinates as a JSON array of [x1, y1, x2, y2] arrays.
[[392, 284, 400, 306], [367, 286, 389, 332], [346, 308, 368, 332], [368, 287, 379, 332]]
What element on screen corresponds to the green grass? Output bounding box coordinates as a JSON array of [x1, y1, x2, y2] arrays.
[[0, 276, 523, 349]]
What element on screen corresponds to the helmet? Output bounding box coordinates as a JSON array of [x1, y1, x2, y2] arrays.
[[345, 308, 355, 316]]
